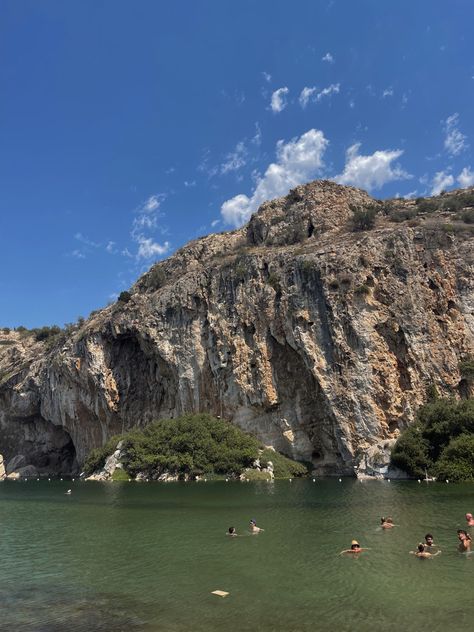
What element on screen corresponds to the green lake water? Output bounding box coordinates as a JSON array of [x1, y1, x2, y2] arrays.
[[0, 479, 473, 632]]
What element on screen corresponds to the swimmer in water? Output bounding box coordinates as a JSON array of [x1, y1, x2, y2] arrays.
[[227, 527, 238, 537], [457, 529, 472, 553], [339, 540, 370, 555], [424, 533, 439, 552], [465, 513, 474, 527], [410, 543, 441, 559], [249, 519, 264, 534], [381, 516, 396, 529]]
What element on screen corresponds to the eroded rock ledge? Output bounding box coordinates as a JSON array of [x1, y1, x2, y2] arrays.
[[1, 181, 473, 475]]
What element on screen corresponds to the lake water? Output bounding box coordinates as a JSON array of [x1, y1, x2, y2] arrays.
[[1, 479, 473, 631]]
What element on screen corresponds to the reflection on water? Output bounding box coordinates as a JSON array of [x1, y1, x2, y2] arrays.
[[0, 479, 473, 632]]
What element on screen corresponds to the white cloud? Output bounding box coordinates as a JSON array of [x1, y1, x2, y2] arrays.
[[457, 167, 474, 188], [221, 141, 247, 174], [252, 122, 262, 146], [322, 52, 334, 63], [335, 143, 411, 191], [315, 83, 340, 102], [130, 193, 169, 260], [74, 232, 100, 248], [71, 249, 85, 259], [382, 87, 394, 98], [299, 87, 317, 108], [299, 84, 340, 108], [184, 180, 196, 187], [141, 195, 161, 213], [136, 237, 170, 260], [262, 71, 272, 83], [349, 99, 355, 109], [444, 113, 468, 156], [431, 170, 454, 195], [221, 128, 328, 226], [211, 219, 221, 228], [270, 87, 289, 113], [106, 241, 117, 254]]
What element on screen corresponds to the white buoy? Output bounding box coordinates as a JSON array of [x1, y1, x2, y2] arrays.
[[48, 478, 51, 481], [128, 479, 131, 482], [338, 478, 342, 483], [417, 480, 421, 484], [65, 489, 72, 495], [204, 478, 207, 482], [446, 479, 449, 484], [24, 478, 27, 482], [387, 479, 391, 482], [289, 478, 292, 482], [312, 478, 316, 482], [37, 478, 39, 481], [72, 478, 75, 482], [60, 478, 63, 481], [225, 478, 229, 482]]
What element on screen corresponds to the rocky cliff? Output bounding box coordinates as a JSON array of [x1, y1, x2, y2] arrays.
[[1, 180, 473, 476]]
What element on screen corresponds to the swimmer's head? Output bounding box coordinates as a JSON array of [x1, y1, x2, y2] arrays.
[[457, 529, 468, 540], [351, 540, 360, 550], [466, 513, 473, 520], [417, 543, 425, 553], [425, 533, 434, 545], [228, 527, 235, 534], [250, 519, 256, 525], [380, 517, 386, 523]]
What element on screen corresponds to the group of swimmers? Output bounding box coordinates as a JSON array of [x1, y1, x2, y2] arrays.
[[339, 512, 473, 558], [227, 519, 264, 536]]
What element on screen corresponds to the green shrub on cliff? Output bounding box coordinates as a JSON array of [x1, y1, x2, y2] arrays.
[[120, 414, 259, 478], [434, 434, 474, 482], [83, 415, 309, 480], [391, 398, 474, 480]]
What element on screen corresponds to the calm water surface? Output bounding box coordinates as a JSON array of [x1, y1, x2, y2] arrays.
[[1, 479, 473, 631]]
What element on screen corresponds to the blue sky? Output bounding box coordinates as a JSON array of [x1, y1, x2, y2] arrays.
[[1, 0, 473, 328]]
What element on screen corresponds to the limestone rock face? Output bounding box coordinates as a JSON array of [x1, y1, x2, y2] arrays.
[[0, 181, 473, 475], [0, 454, 5, 480]]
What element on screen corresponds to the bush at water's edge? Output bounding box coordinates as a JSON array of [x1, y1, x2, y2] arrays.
[[390, 398, 474, 481], [83, 414, 309, 480]]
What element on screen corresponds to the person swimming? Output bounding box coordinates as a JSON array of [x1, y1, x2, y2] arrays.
[[410, 543, 441, 559], [465, 513, 474, 527], [381, 516, 395, 529], [249, 519, 264, 534], [457, 529, 472, 553], [424, 533, 438, 551], [339, 540, 370, 555]]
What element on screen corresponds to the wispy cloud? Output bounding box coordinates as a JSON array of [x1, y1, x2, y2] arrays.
[[444, 113, 468, 156], [221, 141, 247, 174], [382, 87, 394, 98], [458, 166, 474, 187], [335, 143, 411, 191], [262, 71, 272, 83], [299, 83, 340, 108], [430, 170, 454, 195], [130, 194, 170, 261], [270, 87, 289, 113], [221, 129, 328, 226], [322, 52, 334, 63]]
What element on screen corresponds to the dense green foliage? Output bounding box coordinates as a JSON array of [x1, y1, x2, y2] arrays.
[[434, 435, 474, 482], [391, 398, 474, 481], [121, 414, 259, 478], [83, 415, 309, 480]]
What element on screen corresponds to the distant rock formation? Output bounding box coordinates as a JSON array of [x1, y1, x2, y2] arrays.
[[1, 181, 473, 475]]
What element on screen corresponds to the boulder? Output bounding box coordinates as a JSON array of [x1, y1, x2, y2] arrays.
[[6, 454, 26, 475], [6, 464, 39, 479]]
